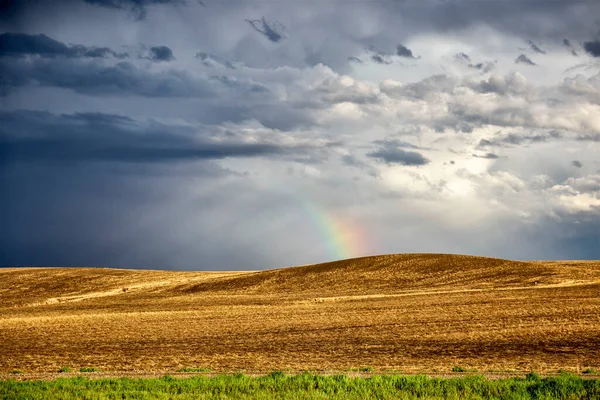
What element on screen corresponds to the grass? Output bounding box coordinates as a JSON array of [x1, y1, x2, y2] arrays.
[[1, 372, 599, 399], [57, 367, 71, 373], [583, 368, 598, 375]]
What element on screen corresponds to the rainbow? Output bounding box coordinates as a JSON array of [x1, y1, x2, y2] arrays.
[[302, 202, 369, 261]]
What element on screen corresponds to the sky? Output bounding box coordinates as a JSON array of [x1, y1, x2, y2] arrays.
[[1, 0, 599, 270]]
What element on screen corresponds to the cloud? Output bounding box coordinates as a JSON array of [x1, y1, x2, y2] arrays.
[[0, 33, 127, 59], [371, 53, 392, 65], [149, 45, 174, 62], [583, 40, 600, 57], [454, 52, 495, 73], [2, 1, 600, 268], [562, 73, 600, 104], [396, 44, 419, 59], [380, 71, 600, 135], [0, 110, 330, 165], [246, 17, 285, 43], [196, 52, 238, 69], [515, 54, 536, 66], [478, 131, 563, 148], [473, 153, 500, 159], [468, 61, 496, 73], [0, 57, 271, 97], [382, 74, 458, 100], [83, 0, 196, 20], [563, 38, 579, 56], [0, 33, 177, 64], [563, 175, 600, 192], [372, 139, 423, 150], [455, 52, 471, 63], [528, 40, 546, 55], [571, 160, 583, 168], [472, 72, 530, 95], [367, 145, 429, 166], [364, 46, 398, 65]]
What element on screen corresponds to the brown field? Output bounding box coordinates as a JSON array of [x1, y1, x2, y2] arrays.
[[1, 254, 600, 376]]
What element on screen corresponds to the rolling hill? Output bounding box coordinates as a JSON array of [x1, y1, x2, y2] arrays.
[[1, 254, 599, 376]]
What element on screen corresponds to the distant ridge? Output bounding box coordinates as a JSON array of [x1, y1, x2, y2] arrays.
[[177, 253, 600, 295], [3, 254, 599, 306]]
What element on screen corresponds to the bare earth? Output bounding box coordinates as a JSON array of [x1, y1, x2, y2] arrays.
[[1, 254, 599, 377]]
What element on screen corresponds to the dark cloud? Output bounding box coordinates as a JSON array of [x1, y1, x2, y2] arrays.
[[0, 110, 321, 165], [84, 0, 195, 20], [528, 40, 546, 55], [149, 45, 174, 62], [347, 56, 363, 64], [372, 139, 423, 150], [246, 17, 285, 43], [478, 139, 494, 147], [80, 46, 128, 58], [196, 52, 237, 68], [576, 133, 600, 142], [0, 33, 71, 57], [371, 54, 392, 65], [365, 46, 396, 65], [341, 154, 363, 167], [393, 0, 599, 42], [563, 39, 579, 56], [584, 41, 600, 57], [454, 52, 471, 63], [367, 145, 429, 166], [473, 153, 499, 159], [454, 52, 495, 73], [477, 131, 563, 148], [468, 61, 496, 73], [341, 154, 379, 177], [0, 33, 127, 59], [396, 44, 418, 59], [0, 58, 224, 97], [571, 160, 583, 168], [515, 54, 536, 66]]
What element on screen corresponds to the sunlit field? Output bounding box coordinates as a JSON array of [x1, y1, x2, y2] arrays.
[[2, 254, 599, 376]]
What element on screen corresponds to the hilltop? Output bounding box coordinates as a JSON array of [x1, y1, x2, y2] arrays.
[[3, 254, 600, 304], [1, 254, 599, 376]]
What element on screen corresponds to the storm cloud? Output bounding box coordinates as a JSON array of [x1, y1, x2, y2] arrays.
[[528, 40, 546, 55], [584, 41, 600, 57], [396, 44, 418, 59], [0, 56, 269, 97], [246, 17, 285, 43], [84, 0, 195, 20], [148, 45, 174, 61], [515, 54, 536, 66], [367, 146, 429, 166], [2, 0, 600, 268], [0, 33, 127, 59], [0, 110, 326, 164]]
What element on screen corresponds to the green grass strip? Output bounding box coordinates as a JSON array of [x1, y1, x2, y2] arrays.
[[1, 371, 599, 399]]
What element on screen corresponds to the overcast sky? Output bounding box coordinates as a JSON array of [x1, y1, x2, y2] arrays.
[[1, 0, 599, 270]]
